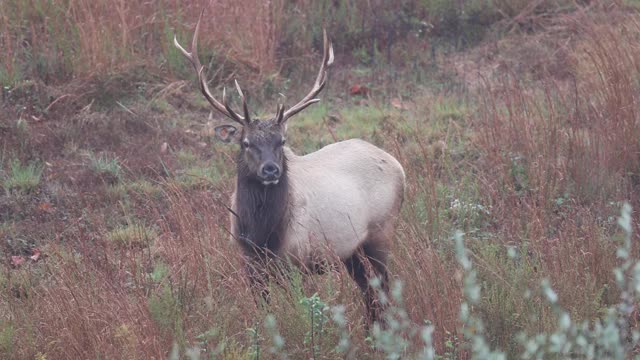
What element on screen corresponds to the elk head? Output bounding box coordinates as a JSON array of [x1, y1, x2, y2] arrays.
[[174, 10, 334, 186]]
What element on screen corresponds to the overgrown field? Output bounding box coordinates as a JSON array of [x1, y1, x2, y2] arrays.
[[1, 1, 640, 359]]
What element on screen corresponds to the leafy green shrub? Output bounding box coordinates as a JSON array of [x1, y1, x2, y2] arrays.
[[300, 293, 330, 357], [454, 230, 507, 359], [371, 280, 419, 359], [149, 285, 182, 336], [518, 203, 640, 359]]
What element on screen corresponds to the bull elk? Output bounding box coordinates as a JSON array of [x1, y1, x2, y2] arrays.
[[174, 11, 405, 323]]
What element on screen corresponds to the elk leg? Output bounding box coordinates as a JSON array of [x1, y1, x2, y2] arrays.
[[246, 258, 271, 306], [362, 241, 390, 295], [363, 241, 391, 326], [269, 258, 294, 293], [344, 249, 386, 327], [247, 253, 297, 306]]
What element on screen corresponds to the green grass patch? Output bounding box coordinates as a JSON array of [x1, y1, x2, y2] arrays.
[[87, 152, 122, 182], [106, 223, 157, 248], [0, 322, 14, 355], [107, 179, 163, 200], [2, 160, 42, 194], [175, 149, 198, 167], [433, 98, 468, 122], [128, 179, 162, 197], [289, 103, 389, 153], [175, 160, 231, 189]]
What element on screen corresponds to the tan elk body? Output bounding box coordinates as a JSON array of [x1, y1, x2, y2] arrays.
[[175, 11, 405, 323], [231, 140, 405, 267]]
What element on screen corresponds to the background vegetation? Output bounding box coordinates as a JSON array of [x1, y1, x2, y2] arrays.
[[1, 0, 640, 358]]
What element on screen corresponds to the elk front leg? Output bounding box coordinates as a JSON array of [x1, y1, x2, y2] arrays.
[[245, 256, 271, 306]]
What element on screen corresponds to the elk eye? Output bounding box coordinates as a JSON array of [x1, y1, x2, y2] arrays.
[[242, 139, 250, 148], [281, 138, 286, 146]]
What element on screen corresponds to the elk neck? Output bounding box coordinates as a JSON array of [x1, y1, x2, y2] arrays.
[[234, 154, 290, 256]]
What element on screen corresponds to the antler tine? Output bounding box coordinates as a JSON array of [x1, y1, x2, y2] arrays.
[[280, 29, 334, 123], [275, 103, 285, 123], [174, 9, 247, 125], [222, 87, 246, 124], [235, 80, 251, 123]]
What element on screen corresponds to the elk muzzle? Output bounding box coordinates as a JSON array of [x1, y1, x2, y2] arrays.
[[259, 161, 281, 185]]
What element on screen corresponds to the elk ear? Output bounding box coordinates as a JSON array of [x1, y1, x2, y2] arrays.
[[214, 124, 239, 143]]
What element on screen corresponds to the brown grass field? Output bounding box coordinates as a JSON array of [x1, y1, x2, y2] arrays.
[[1, 1, 640, 359]]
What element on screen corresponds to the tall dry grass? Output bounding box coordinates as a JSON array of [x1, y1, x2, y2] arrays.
[[472, 8, 640, 352], [0, 0, 284, 84], [4, 184, 250, 358], [1, 0, 575, 87], [2, 2, 640, 359]]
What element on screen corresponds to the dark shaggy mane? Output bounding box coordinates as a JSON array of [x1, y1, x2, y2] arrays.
[[233, 155, 289, 257]]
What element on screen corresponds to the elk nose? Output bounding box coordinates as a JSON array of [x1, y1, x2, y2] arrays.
[[261, 162, 280, 178]]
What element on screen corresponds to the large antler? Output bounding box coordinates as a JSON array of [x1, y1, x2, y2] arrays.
[[280, 30, 334, 123], [174, 10, 249, 125]]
